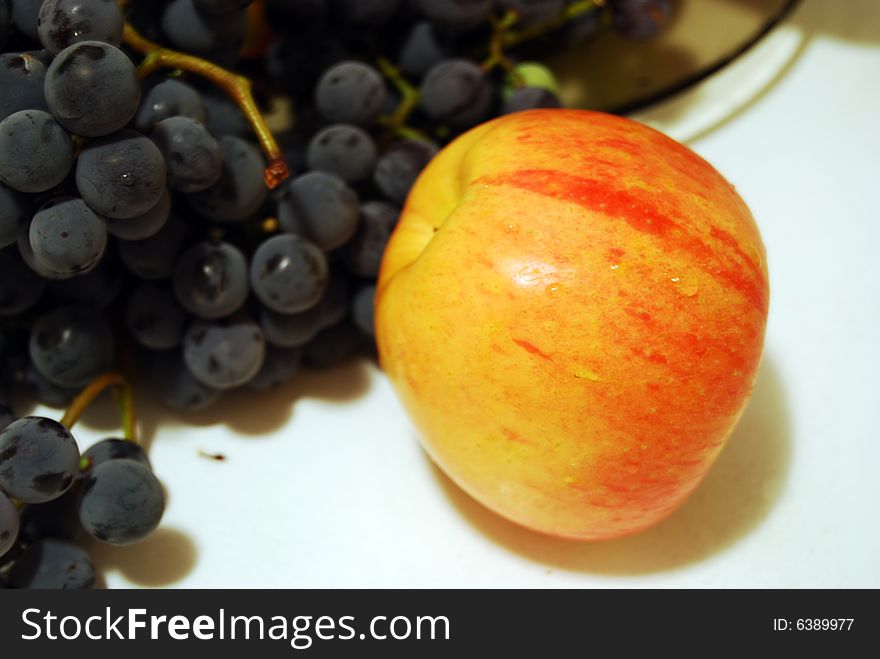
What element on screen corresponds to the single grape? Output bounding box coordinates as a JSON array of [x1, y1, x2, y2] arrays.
[[8, 539, 95, 589], [352, 284, 376, 338], [344, 200, 399, 278], [37, 0, 125, 55], [104, 188, 171, 241], [29, 197, 108, 276], [276, 171, 360, 252], [44, 41, 140, 137], [82, 438, 150, 470], [0, 181, 27, 248], [0, 490, 18, 557], [152, 116, 223, 193], [611, 0, 671, 41], [0, 245, 45, 316], [21, 362, 78, 408], [0, 51, 49, 120], [417, 0, 491, 33], [117, 212, 189, 281], [497, 0, 564, 27], [259, 305, 325, 349], [245, 346, 302, 392], [29, 305, 116, 388], [173, 241, 250, 319], [161, 0, 247, 55], [134, 77, 208, 133], [146, 348, 222, 412], [79, 459, 164, 545], [126, 283, 189, 350], [10, 0, 42, 40], [399, 21, 448, 79], [502, 86, 561, 114], [76, 129, 167, 219], [0, 416, 80, 504], [201, 87, 250, 137], [306, 123, 377, 184], [183, 315, 266, 389], [17, 482, 82, 542], [17, 216, 72, 280], [250, 234, 328, 314], [373, 139, 438, 205], [302, 322, 362, 367], [47, 252, 124, 309], [421, 58, 492, 128], [187, 135, 267, 222], [315, 61, 388, 127], [0, 109, 74, 193]]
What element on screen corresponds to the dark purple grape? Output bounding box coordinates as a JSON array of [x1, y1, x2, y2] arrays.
[[344, 200, 399, 278], [0, 51, 49, 121], [21, 362, 78, 408], [173, 241, 250, 319], [418, 0, 490, 33], [135, 77, 208, 133], [399, 21, 448, 79], [611, 0, 671, 41], [306, 123, 377, 184], [29, 197, 108, 276], [47, 253, 124, 309], [250, 234, 328, 314], [37, 0, 125, 55], [277, 171, 360, 252], [161, 0, 248, 55], [183, 315, 266, 389], [146, 348, 221, 412], [0, 109, 74, 194], [245, 346, 302, 391], [152, 116, 223, 193], [373, 139, 438, 205], [0, 245, 45, 316], [315, 61, 388, 127], [0, 416, 80, 504], [8, 539, 95, 589], [29, 305, 115, 388], [187, 135, 267, 222], [421, 58, 492, 128], [260, 305, 325, 349], [83, 438, 150, 470], [10, 0, 42, 40], [352, 284, 376, 338], [117, 212, 189, 281], [18, 483, 82, 542], [105, 188, 171, 241], [126, 283, 189, 351], [502, 86, 561, 114]]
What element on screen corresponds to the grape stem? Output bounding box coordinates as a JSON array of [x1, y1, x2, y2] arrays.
[[376, 58, 430, 142], [118, 6, 288, 189], [502, 0, 606, 49], [482, 9, 522, 80], [61, 373, 138, 445]]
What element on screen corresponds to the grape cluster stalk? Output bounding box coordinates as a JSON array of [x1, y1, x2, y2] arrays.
[[0, 0, 671, 588]]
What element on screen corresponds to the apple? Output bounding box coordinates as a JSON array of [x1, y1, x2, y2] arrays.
[[375, 109, 769, 540]]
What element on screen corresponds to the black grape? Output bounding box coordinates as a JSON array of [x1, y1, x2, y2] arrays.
[[10, 0, 42, 40], [187, 135, 267, 222], [0, 416, 80, 504], [183, 315, 266, 389], [37, 0, 125, 55], [79, 459, 165, 545], [0, 489, 17, 557], [611, 0, 671, 41], [21, 362, 78, 408], [421, 58, 492, 128], [117, 213, 189, 281], [307, 123, 377, 184], [173, 241, 250, 319], [8, 539, 95, 589], [259, 305, 325, 349], [0, 109, 74, 193], [344, 200, 399, 278], [352, 283, 376, 338], [399, 21, 448, 79], [146, 348, 222, 412], [0, 245, 45, 316], [250, 234, 328, 314], [373, 138, 438, 205], [245, 346, 302, 392], [82, 438, 151, 470], [417, 0, 491, 33], [161, 0, 247, 55], [76, 129, 167, 220], [201, 87, 250, 137], [126, 283, 189, 350], [134, 77, 208, 133], [152, 116, 223, 193], [0, 52, 49, 120], [47, 254, 124, 309], [17, 484, 82, 542], [29, 197, 107, 276], [0, 181, 27, 248], [104, 188, 171, 241], [502, 86, 561, 114], [276, 171, 360, 252], [44, 41, 141, 137], [315, 61, 388, 127], [29, 305, 115, 388]]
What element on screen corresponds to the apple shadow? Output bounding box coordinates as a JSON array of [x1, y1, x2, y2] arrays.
[[85, 527, 198, 588], [430, 355, 791, 575]]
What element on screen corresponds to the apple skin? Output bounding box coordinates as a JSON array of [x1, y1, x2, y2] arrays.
[[375, 109, 769, 540]]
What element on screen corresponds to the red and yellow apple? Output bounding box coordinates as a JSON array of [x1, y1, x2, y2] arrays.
[[375, 109, 769, 540]]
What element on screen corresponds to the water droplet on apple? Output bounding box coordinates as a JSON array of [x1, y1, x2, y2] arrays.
[[670, 275, 699, 297]]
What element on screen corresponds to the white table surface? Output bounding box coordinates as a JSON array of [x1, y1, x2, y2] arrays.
[[51, 0, 880, 588]]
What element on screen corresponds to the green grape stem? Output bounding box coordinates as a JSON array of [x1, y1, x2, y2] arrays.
[[61, 373, 138, 445]]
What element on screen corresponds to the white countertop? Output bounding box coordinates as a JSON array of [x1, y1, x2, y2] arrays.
[[63, 0, 880, 588]]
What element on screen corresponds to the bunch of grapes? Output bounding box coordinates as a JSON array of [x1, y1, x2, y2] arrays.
[[0, 0, 671, 588]]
